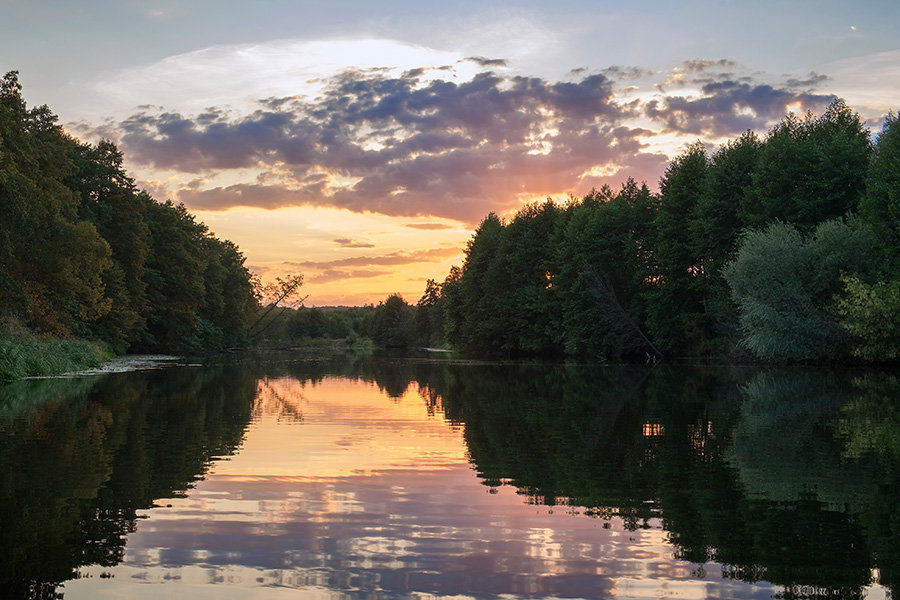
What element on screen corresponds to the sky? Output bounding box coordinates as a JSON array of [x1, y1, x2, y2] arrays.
[[2, 0, 899, 305]]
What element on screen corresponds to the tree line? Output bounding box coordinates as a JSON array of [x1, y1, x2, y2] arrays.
[[0, 71, 258, 354], [393, 99, 898, 362], [5, 69, 895, 363]]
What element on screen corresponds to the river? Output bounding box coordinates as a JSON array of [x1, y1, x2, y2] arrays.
[[0, 353, 896, 599]]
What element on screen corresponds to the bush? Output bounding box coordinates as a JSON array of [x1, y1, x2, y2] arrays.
[[835, 276, 900, 362], [723, 217, 878, 361]]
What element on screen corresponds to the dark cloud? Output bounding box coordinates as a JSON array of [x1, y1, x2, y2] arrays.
[[101, 64, 843, 222], [333, 238, 375, 248], [655, 59, 744, 93], [681, 58, 738, 73], [462, 56, 509, 67], [602, 66, 651, 80], [784, 71, 831, 89], [648, 62, 838, 137], [645, 81, 835, 137], [111, 68, 649, 221], [177, 184, 324, 211]]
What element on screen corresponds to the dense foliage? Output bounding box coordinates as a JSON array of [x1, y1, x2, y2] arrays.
[[398, 99, 897, 363], [0, 72, 257, 354]]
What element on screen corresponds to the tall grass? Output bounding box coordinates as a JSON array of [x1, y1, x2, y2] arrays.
[[0, 332, 112, 384]]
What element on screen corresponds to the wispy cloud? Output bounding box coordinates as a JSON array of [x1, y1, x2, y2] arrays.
[[405, 223, 455, 230], [333, 238, 375, 248], [308, 269, 391, 284], [783, 71, 831, 89], [289, 247, 461, 270], [462, 56, 509, 67]]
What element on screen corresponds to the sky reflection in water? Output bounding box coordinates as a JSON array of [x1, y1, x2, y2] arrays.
[[62, 374, 774, 599]]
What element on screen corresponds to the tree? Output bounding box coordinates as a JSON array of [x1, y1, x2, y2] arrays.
[[369, 294, 414, 348], [860, 111, 900, 273], [835, 276, 900, 362], [691, 131, 762, 303], [0, 71, 114, 335], [646, 142, 708, 353], [66, 140, 149, 352], [723, 217, 878, 361], [248, 273, 304, 341], [741, 99, 871, 230], [554, 181, 655, 358], [415, 279, 445, 347], [444, 213, 505, 353], [482, 201, 562, 354]]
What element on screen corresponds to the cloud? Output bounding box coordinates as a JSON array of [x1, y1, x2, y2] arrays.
[[85, 51, 856, 223], [645, 81, 835, 137], [290, 247, 461, 270], [681, 58, 738, 73], [112, 68, 654, 222], [333, 238, 375, 248], [784, 71, 830, 89], [819, 49, 900, 116], [308, 269, 391, 284], [462, 56, 509, 67], [76, 39, 476, 118], [405, 223, 455, 230]]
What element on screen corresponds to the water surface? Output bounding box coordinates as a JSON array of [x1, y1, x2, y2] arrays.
[[0, 355, 896, 599]]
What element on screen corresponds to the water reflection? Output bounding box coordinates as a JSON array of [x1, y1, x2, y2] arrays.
[[0, 366, 257, 599], [0, 356, 896, 599]]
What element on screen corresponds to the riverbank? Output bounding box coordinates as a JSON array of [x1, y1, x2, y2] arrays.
[[0, 332, 113, 384]]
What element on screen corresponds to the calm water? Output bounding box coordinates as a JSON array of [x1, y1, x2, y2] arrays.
[[0, 354, 897, 600]]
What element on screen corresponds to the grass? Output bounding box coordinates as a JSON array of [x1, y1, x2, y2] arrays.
[[0, 332, 113, 384], [0, 376, 98, 420]]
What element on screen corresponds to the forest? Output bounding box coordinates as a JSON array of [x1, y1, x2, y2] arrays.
[[2, 67, 898, 370], [0, 71, 258, 379], [334, 98, 897, 363]]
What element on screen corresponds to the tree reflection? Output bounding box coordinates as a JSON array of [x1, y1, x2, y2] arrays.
[[0, 365, 257, 598], [416, 362, 899, 599], [249, 354, 899, 597], [0, 356, 897, 599]]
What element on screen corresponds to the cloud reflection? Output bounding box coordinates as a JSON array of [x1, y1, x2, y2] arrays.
[[64, 376, 778, 599]]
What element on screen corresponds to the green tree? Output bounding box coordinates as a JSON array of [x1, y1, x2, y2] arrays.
[[835, 276, 900, 362], [369, 294, 414, 348], [482, 201, 562, 354], [860, 111, 900, 272], [415, 278, 445, 347], [66, 140, 150, 351], [138, 199, 208, 351], [444, 213, 505, 353], [646, 142, 708, 353], [741, 99, 870, 230], [723, 217, 878, 361], [690, 131, 763, 338], [554, 181, 655, 358], [0, 71, 113, 335]]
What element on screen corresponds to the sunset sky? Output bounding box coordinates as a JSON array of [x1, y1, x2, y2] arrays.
[[3, 1, 899, 305]]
